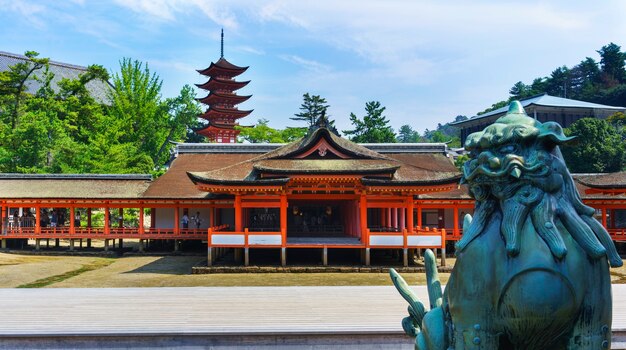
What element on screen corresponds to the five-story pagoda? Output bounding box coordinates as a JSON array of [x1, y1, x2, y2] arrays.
[[195, 30, 252, 143]]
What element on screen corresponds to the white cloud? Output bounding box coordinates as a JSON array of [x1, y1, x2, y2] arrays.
[[279, 54, 331, 73], [1, 0, 47, 28]]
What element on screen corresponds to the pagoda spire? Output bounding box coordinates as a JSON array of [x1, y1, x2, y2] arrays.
[[220, 28, 224, 59], [194, 30, 253, 143]]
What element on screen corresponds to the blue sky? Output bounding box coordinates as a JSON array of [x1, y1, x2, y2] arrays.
[[2, 1, 626, 134]]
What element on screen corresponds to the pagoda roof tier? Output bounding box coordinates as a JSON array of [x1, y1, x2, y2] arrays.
[[188, 125, 461, 189], [197, 58, 248, 77], [197, 92, 252, 106], [198, 106, 253, 120], [195, 123, 240, 138], [196, 78, 250, 92]]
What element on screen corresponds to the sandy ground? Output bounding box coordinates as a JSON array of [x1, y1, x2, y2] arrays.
[[0, 252, 450, 288], [2, 251, 625, 288]]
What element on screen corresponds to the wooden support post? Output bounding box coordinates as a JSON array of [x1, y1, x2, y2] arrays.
[[174, 207, 180, 236], [441, 246, 447, 267], [323, 246, 328, 266], [70, 207, 75, 234], [119, 239, 123, 249], [403, 248, 408, 267], [407, 197, 414, 233], [209, 207, 215, 227], [234, 194, 242, 232], [174, 240, 180, 252], [35, 239, 40, 251], [281, 247, 286, 267], [69, 239, 75, 251], [244, 247, 249, 267], [55, 239, 60, 248], [150, 208, 156, 229], [453, 206, 460, 238], [139, 207, 145, 235], [104, 239, 109, 251], [359, 194, 368, 241], [139, 239, 144, 252], [87, 208, 92, 228], [207, 246, 213, 267], [1, 239, 6, 249], [280, 194, 287, 265], [87, 239, 91, 248], [104, 207, 110, 235], [417, 205, 422, 228], [118, 208, 123, 228], [79, 239, 83, 248], [234, 248, 242, 263], [35, 205, 40, 234], [365, 248, 371, 266]]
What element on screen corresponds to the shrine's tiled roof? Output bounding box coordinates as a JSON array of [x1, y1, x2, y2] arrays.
[[0, 174, 151, 199], [187, 127, 460, 187]]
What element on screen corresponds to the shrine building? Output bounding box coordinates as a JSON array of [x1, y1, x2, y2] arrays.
[[1, 40, 626, 267]]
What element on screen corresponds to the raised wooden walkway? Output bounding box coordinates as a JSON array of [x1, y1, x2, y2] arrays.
[[0, 285, 626, 348]]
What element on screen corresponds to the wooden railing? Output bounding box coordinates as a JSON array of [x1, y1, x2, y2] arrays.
[[208, 226, 283, 248], [366, 226, 446, 249]]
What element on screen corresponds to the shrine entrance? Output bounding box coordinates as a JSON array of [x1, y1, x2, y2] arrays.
[[286, 199, 362, 246]]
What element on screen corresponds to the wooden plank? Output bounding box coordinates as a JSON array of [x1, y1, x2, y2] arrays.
[[0, 285, 625, 336]]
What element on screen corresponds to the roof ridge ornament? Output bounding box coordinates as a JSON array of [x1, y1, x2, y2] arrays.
[[308, 111, 340, 136], [220, 28, 224, 59]]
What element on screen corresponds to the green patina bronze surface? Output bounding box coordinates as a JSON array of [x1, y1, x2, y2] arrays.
[[391, 101, 622, 349]]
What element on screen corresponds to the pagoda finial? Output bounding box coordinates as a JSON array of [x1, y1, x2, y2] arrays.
[[220, 28, 224, 58]]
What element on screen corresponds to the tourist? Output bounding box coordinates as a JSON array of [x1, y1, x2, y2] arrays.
[[50, 211, 57, 228], [194, 212, 201, 229], [75, 210, 81, 227], [182, 212, 189, 229]]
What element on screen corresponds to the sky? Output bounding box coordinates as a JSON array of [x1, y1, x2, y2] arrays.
[[2, 0, 626, 134]]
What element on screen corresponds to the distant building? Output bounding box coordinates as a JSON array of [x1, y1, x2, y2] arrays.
[[452, 94, 626, 145], [0, 51, 112, 104], [194, 30, 253, 143]]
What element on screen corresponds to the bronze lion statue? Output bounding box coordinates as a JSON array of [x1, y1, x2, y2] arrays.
[[391, 101, 622, 349]]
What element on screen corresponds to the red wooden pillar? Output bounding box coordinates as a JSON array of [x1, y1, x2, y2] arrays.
[[234, 194, 242, 232], [407, 197, 414, 233], [104, 206, 110, 235], [174, 206, 180, 235], [453, 206, 460, 237], [33, 205, 40, 234], [381, 208, 386, 227], [280, 194, 287, 246], [87, 208, 92, 228], [139, 207, 145, 234], [210, 206, 215, 227], [601, 207, 608, 229], [70, 207, 75, 234], [359, 193, 368, 239]]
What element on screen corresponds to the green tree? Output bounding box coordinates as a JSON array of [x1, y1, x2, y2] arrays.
[[236, 119, 306, 143], [561, 118, 625, 173], [509, 81, 530, 99], [291, 93, 330, 127], [396, 124, 421, 143], [597, 42, 626, 86], [343, 101, 396, 143], [108, 58, 169, 170]]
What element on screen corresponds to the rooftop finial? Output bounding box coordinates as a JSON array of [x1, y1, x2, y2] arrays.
[[220, 28, 224, 58]]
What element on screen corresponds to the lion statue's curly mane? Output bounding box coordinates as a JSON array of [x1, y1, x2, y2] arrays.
[[391, 101, 622, 350]]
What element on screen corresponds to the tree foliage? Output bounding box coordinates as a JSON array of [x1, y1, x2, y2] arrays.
[[0, 51, 202, 175], [343, 101, 396, 143], [561, 118, 625, 173], [480, 42, 626, 116], [291, 93, 330, 127], [236, 119, 306, 143]]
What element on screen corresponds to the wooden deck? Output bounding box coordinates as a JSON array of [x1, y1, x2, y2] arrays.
[[1, 285, 626, 336]]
